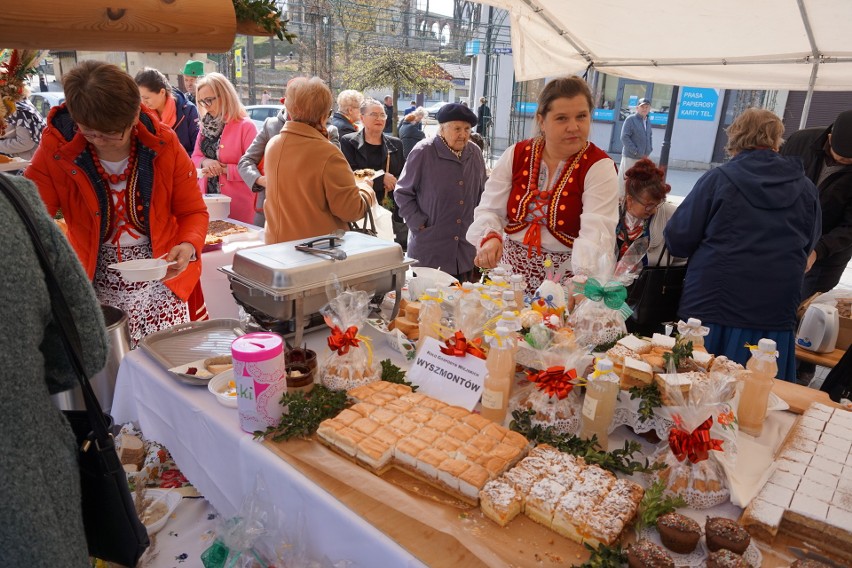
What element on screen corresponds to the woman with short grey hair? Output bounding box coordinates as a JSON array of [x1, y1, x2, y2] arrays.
[[332, 89, 364, 137]]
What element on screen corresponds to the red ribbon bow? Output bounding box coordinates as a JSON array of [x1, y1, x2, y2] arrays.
[[668, 416, 724, 464], [440, 331, 486, 359], [327, 325, 360, 355], [527, 366, 577, 400]]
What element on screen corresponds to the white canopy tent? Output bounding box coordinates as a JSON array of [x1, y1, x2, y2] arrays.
[[481, 0, 852, 127]]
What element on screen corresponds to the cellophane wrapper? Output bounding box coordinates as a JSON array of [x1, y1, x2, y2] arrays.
[[319, 285, 380, 391], [568, 238, 648, 348], [510, 324, 591, 435], [646, 362, 739, 509]]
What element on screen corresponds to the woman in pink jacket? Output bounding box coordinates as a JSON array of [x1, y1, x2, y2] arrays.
[[192, 72, 257, 224]]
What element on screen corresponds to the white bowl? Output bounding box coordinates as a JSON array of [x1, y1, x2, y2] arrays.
[[142, 489, 182, 535], [203, 194, 231, 220], [208, 369, 238, 408], [108, 258, 175, 282]]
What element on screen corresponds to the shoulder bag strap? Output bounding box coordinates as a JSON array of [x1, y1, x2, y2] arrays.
[[0, 174, 111, 440]]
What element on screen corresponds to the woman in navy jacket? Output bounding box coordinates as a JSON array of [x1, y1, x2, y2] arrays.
[[135, 67, 200, 156], [664, 109, 821, 381]]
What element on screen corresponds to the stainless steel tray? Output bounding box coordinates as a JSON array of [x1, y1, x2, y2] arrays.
[[138, 318, 244, 386]]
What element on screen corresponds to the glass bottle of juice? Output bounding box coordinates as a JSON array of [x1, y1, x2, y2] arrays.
[[579, 359, 620, 450], [416, 288, 442, 350], [509, 274, 526, 310], [480, 326, 518, 425], [738, 338, 778, 437], [453, 282, 475, 328], [460, 284, 486, 338]]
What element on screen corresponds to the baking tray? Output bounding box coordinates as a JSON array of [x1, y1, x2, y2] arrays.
[[138, 318, 244, 386]]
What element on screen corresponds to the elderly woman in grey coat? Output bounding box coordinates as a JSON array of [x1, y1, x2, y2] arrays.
[[394, 103, 486, 282], [0, 174, 109, 566]]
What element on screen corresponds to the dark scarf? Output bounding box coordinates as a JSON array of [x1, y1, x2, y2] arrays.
[[200, 113, 225, 193]]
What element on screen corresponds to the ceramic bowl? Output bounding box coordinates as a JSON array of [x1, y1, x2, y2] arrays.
[[142, 489, 182, 535], [108, 258, 175, 282], [207, 369, 238, 408]]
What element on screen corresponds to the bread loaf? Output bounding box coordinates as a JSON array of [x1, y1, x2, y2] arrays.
[[405, 301, 421, 322]]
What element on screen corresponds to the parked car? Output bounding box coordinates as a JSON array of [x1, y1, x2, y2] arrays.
[[424, 101, 449, 119], [29, 91, 65, 118], [245, 104, 284, 130]]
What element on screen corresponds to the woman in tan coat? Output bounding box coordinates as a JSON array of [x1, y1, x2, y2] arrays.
[[263, 77, 375, 244]]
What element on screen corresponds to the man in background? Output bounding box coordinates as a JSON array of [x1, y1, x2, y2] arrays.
[[383, 95, 394, 133], [619, 98, 653, 195], [476, 96, 491, 136], [782, 109, 852, 384], [181, 59, 204, 104], [403, 100, 417, 115]]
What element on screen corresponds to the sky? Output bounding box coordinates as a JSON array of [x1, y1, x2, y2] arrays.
[[417, 0, 456, 16]]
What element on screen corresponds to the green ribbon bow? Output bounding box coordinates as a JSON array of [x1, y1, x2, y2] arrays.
[[579, 277, 633, 319]]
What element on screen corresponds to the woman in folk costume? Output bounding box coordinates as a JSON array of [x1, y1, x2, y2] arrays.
[[0, 49, 47, 162], [467, 76, 619, 290], [26, 61, 208, 344]]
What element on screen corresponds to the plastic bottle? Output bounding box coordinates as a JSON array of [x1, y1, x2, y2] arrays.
[[678, 317, 709, 347], [738, 338, 778, 437], [579, 359, 620, 450], [501, 290, 517, 313], [509, 274, 526, 310], [480, 326, 518, 425], [416, 288, 442, 351]]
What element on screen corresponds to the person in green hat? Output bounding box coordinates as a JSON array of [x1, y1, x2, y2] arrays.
[[182, 59, 204, 104]]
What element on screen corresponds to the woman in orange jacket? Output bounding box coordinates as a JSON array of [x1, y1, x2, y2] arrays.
[[26, 61, 209, 344]]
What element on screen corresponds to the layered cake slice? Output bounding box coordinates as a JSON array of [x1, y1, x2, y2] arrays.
[[479, 478, 523, 527]]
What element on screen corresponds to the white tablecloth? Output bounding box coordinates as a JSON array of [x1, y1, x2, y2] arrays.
[[112, 347, 425, 568]]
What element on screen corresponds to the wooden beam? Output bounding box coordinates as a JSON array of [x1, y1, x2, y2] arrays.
[[4, 0, 238, 53]]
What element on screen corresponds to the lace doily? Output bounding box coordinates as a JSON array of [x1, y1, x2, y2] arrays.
[[646, 446, 731, 509], [509, 384, 582, 435], [611, 395, 675, 438], [320, 366, 381, 392]]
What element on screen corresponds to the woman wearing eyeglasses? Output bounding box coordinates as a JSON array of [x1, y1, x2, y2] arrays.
[[134, 67, 199, 156], [191, 72, 257, 224], [25, 61, 209, 344], [340, 98, 406, 247], [617, 158, 682, 265]]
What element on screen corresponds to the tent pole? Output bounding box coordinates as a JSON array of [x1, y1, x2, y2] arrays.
[[659, 85, 679, 179], [799, 62, 819, 129]]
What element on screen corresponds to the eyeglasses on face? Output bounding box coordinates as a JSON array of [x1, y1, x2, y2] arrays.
[[366, 112, 387, 119], [199, 96, 218, 108], [630, 193, 665, 212], [74, 125, 127, 142]]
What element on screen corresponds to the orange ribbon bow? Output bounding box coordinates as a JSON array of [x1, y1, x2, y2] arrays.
[[440, 331, 486, 359], [327, 325, 360, 355], [668, 416, 724, 464], [527, 366, 577, 400]]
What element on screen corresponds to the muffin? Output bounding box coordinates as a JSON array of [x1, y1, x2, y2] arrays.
[[705, 516, 750, 554], [656, 511, 701, 554], [706, 549, 749, 568], [790, 560, 833, 568], [626, 539, 675, 568]]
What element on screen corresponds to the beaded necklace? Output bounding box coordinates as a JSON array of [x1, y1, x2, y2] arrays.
[[440, 135, 463, 159], [520, 137, 588, 256], [89, 138, 141, 260]]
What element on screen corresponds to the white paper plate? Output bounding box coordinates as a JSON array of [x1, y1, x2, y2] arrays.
[[142, 489, 182, 535], [108, 258, 176, 282], [366, 318, 417, 361]]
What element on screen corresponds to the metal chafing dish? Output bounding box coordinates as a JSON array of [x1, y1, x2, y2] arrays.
[[219, 232, 414, 345]]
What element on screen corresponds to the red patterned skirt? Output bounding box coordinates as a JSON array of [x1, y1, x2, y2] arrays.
[[501, 237, 573, 292], [94, 242, 189, 346]]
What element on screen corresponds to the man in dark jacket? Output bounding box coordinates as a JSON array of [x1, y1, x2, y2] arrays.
[[383, 95, 394, 133], [782, 110, 852, 299]]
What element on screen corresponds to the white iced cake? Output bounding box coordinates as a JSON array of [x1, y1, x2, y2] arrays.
[[740, 403, 852, 563]]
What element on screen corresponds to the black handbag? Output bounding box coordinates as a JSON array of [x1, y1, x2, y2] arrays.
[[0, 175, 150, 566], [626, 243, 688, 336]]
